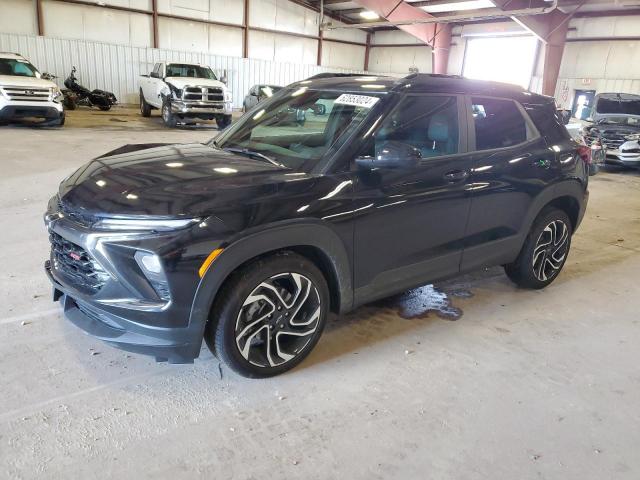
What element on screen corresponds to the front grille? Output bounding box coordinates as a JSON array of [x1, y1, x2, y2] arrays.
[[49, 231, 108, 294], [182, 86, 224, 102], [585, 130, 635, 150], [1, 86, 51, 102]]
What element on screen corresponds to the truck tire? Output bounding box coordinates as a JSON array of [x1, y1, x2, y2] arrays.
[[140, 90, 152, 117], [161, 100, 177, 128], [216, 114, 232, 129]]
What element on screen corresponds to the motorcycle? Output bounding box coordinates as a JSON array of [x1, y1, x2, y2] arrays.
[[62, 66, 117, 111]]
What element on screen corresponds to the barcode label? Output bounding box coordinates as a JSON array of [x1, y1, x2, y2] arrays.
[[335, 94, 379, 109]]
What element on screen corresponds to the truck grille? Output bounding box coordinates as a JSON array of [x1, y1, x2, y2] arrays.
[[1, 86, 51, 102], [584, 130, 634, 151], [182, 86, 224, 102], [49, 231, 108, 294]]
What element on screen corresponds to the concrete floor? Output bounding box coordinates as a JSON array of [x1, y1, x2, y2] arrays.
[[1, 107, 640, 479]]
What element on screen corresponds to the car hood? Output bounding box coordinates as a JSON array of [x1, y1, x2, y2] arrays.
[[164, 77, 226, 90], [58, 143, 305, 218], [0, 75, 56, 88]]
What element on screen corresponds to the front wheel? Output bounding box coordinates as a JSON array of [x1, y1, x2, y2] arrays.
[[161, 101, 177, 128], [206, 252, 329, 378], [98, 105, 111, 111], [505, 207, 572, 289], [216, 114, 232, 129]]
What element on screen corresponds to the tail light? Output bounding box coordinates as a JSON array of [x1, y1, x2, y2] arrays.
[[577, 145, 592, 164]]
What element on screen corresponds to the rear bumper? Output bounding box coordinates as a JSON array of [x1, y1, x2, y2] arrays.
[[46, 261, 204, 363]]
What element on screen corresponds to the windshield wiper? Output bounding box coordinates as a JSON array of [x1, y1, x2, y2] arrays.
[[223, 147, 287, 168]]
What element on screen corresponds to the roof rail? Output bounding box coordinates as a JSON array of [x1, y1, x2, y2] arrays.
[[0, 52, 22, 56], [304, 73, 372, 80]]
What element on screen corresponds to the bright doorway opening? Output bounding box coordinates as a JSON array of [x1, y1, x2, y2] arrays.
[[463, 35, 539, 89]]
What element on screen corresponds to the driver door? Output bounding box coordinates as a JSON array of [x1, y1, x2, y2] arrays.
[[351, 94, 474, 305]]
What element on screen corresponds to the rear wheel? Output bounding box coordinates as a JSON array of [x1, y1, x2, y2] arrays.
[[140, 90, 152, 117], [206, 252, 329, 378], [505, 207, 572, 289]]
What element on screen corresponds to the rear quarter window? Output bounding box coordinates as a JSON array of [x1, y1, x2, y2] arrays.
[[471, 97, 536, 151]]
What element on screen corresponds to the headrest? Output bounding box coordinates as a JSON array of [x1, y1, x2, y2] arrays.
[[428, 114, 449, 142]]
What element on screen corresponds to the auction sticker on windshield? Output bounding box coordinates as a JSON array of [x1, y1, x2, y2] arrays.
[[335, 94, 379, 109]]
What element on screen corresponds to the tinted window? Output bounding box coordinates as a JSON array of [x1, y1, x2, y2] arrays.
[[375, 95, 459, 159], [165, 64, 217, 80], [472, 97, 531, 150]]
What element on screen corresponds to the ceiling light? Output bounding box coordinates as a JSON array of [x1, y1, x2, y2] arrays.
[[360, 11, 379, 20]]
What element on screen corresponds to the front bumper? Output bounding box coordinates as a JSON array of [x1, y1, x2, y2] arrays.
[[43, 200, 213, 363], [170, 100, 233, 117], [47, 268, 202, 363], [605, 142, 640, 167], [0, 102, 64, 121]]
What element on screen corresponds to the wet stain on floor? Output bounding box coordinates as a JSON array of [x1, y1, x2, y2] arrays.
[[377, 284, 473, 321]]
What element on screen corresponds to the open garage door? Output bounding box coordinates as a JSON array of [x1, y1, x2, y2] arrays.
[[463, 35, 538, 89]]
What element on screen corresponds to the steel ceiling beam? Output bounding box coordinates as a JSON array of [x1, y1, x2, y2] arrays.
[[350, 0, 452, 73]]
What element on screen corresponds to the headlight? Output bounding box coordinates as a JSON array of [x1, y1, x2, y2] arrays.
[[93, 217, 199, 232], [51, 87, 63, 103], [224, 90, 232, 102]]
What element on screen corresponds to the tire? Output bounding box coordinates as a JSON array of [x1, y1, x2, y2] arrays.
[[63, 95, 76, 110], [216, 114, 232, 129], [161, 100, 177, 128], [98, 105, 111, 111], [504, 207, 572, 289], [40, 113, 65, 127], [140, 90, 152, 117], [205, 251, 329, 378]]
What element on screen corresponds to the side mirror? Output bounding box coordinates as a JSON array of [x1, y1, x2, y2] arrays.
[[42, 72, 56, 80], [356, 141, 422, 170], [150, 71, 160, 79], [220, 76, 227, 85]]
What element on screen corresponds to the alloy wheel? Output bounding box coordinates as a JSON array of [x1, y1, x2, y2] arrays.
[[162, 104, 169, 122], [532, 220, 569, 281], [235, 272, 321, 368]]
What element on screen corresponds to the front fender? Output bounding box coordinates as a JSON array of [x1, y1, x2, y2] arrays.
[[187, 220, 353, 345]]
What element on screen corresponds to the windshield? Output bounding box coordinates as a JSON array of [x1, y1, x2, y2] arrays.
[[595, 96, 640, 116], [0, 58, 39, 77], [211, 88, 382, 171], [166, 64, 217, 80]]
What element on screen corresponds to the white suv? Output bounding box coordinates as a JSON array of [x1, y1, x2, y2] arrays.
[[0, 52, 64, 126]]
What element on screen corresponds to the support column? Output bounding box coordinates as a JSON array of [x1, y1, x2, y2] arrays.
[[540, 18, 568, 96], [243, 0, 250, 58], [36, 0, 44, 36], [151, 0, 159, 48], [431, 23, 451, 74], [317, 30, 323, 66], [364, 32, 372, 71]]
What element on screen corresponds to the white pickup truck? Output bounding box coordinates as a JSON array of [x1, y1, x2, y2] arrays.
[[139, 62, 233, 128], [0, 52, 64, 126]]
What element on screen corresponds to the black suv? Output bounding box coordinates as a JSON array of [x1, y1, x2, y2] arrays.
[[45, 74, 589, 378]]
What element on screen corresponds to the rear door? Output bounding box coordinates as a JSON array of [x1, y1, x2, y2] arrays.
[[352, 94, 475, 304], [460, 96, 558, 271]]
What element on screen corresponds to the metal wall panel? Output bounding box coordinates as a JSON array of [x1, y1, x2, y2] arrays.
[[0, 32, 366, 106]]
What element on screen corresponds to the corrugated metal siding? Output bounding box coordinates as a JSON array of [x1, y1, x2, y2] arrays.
[[0, 32, 366, 107]]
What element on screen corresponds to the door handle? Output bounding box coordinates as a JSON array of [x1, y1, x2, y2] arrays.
[[443, 170, 469, 182]]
